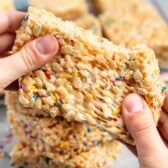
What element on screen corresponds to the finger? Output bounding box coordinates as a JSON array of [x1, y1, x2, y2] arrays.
[[162, 91, 168, 114], [122, 94, 167, 161], [0, 35, 59, 90], [158, 111, 168, 142], [0, 33, 15, 53], [0, 11, 25, 34]]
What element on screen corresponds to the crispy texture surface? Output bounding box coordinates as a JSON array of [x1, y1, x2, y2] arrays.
[[6, 92, 114, 156], [98, 0, 168, 66], [11, 140, 120, 168], [30, 0, 88, 20], [13, 7, 165, 144]]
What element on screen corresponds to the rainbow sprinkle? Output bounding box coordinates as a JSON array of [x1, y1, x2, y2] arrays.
[[113, 109, 120, 115], [59, 141, 69, 148], [29, 85, 36, 90], [50, 93, 56, 101], [162, 86, 167, 92], [32, 95, 38, 102], [87, 127, 91, 133]]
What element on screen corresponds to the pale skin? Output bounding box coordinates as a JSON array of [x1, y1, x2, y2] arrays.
[[1, 11, 168, 168]]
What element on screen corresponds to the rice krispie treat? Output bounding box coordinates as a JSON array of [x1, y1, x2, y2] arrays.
[[74, 14, 102, 36], [99, 1, 168, 66], [13, 7, 165, 143], [0, 0, 13, 10], [6, 92, 115, 156], [11, 140, 120, 168], [92, 0, 144, 13], [29, 0, 88, 20]]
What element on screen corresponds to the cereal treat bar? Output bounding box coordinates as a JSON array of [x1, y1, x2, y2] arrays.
[[29, 0, 88, 20], [74, 14, 102, 36], [6, 92, 115, 156], [99, 1, 168, 66], [0, 0, 13, 10], [11, 140, 120, 168], [13, 7, 165, 143], [91, 0, 144, 13]]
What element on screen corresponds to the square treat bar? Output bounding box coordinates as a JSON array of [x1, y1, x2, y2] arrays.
[[29, 0, 88, 20], [13, 7, 165, 144], [99, 1, 168, 66], [92, 0, 144, 13], [11, 140, 120, 168], [74, 13, 102, 36], [0, 0, 13, 10], [6, 92, 114, 156]]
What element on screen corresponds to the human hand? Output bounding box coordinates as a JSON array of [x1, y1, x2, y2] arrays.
[[122, 93, 168, 168], [0, 11, 59, 90]]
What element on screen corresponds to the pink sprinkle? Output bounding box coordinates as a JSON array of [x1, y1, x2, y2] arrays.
[[110, 79, 115, 83], [112, 55, 115, 60]]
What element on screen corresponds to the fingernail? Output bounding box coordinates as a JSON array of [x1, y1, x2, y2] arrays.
[[35, 35, 57, 55], [124, 94, 144, 113]]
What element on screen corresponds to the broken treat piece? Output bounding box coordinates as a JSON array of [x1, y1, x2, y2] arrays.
[[13, 7, 165, 144], [91, 0, 144, 13], [74, 13, 102, 36], [29, 0, 88, 20], [11, 140, 121, 168], [98, 0, 168, 67], [6, 92, 115, 156]]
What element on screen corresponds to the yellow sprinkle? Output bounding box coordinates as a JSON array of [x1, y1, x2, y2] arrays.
[[73, 72, 79, 77], [154, 68, 160, 75], [60, 141, 69, 148], [50, 93, 56, 101], [106, 61, 110, 65], [29, 85, 36, 90], [113, 109, 120, 115], [129, 41, 137, 47], [0, 152, 5, 158]]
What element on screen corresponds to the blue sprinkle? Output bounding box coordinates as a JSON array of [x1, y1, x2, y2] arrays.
[[83, 141, 88, 146], [96, 141, 101, 146], [33, 95, 38, 102], [87, 127, 91, 133], [116, 77, 122, 81]]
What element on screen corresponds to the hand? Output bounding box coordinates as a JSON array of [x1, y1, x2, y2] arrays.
[[0, 11, 59, 90], [122, 93, 168, 168]]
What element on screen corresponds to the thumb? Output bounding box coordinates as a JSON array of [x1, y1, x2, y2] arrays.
[[0, 35, 59, 89], [122, 94, 166, 159]]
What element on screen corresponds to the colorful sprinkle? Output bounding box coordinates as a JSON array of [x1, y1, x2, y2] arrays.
[[129, 41, 137, 47], [19, 84, 25, 89], [96, 141, 101, 146], [50, 93, 56, 101], [113, 109, 120, 115], [44, 71, 52, 78], [43, 85, 47, 90], [112, 55, 115, 60], [73, 72, 79, 77], [29, 85, 36, 90], [110, 79, 115, 83], [116, 76, 124, 81], [87, 127, 91, 133], [162, 86, 167, 92], [83, 141, 88, 146], [33, 95, 38, 102], [60, 141, 69, 148], [44, 157, 50, 165]]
